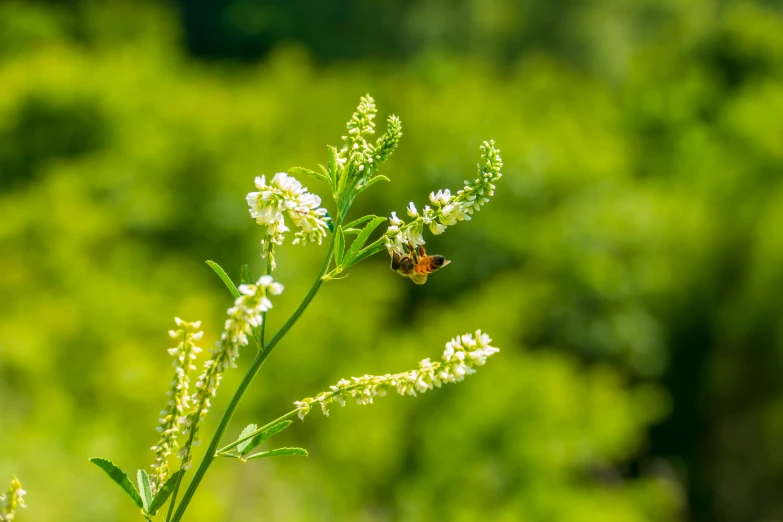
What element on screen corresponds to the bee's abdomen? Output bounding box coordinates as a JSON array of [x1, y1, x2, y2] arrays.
[[414, 261, 435, 274]]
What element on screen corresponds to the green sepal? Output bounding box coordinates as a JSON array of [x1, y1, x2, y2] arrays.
[[89, 457, 143, 509], [236, 424, 258, 454], [148, 470, 183, 515], [334, 226, 345, 267], [240, 421, 294, 456], [244, 447, 308, 460], [289, 166, 329, 184], [137, 469, 153, 514], [344, 216, 387, 264], [206, 260, 240, 299], [240, 264, 252, 285]]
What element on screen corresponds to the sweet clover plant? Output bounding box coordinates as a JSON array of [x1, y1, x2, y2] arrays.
[[6, 95, 504, 521]]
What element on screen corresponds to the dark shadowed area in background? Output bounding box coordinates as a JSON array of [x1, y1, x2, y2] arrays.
[[1, 1, 782, 521]]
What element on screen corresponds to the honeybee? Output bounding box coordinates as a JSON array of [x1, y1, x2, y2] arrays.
[[390, 244, 451, 285]]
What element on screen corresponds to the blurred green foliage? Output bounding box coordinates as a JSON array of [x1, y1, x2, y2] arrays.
[[1, 1, 783, 521]]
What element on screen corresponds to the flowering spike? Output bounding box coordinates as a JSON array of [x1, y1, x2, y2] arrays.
[[293, 331, 498, 420], [178, 275, 284, 469], [0, 476, 26, 521], [384, 141, 502, 254], [149, 319, 203, 494]]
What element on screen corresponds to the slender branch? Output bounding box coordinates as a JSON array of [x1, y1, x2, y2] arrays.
[[215, 410, 301, 456], [169, 221, 340, 522]]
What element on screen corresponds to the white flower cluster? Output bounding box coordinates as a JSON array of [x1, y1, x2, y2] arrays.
[[179, 275, 284, 469], [150, 318, 203, 493], [294, 330, 498, 420], [0, 476, 26, 522], [246, 173, 330, 270], [385, 140, 503, 254]]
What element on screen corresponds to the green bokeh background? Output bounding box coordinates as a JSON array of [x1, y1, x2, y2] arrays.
[[1, 1, 782, 520]]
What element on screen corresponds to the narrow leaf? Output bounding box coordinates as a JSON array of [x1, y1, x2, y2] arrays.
[[241, 420, 293, 456], [148, 470, 183, 515], [137, 469, 153, 513], [356, 175, 390, 194], [334, 227, 345, 267], [236, 424, 258, 454], [206, 260, 240, 299], [240, 264, 252, 285], [344, 214, 380, 230], [344, 216, 387, 264], [89, 458, 143, 509], [342, 228, 361, 235], [317, 164, 330, 179], [289, 166, 329, 183], [327, 146, 339, 193], [348, 238, 388, 266], [244, 447, 308, 460]]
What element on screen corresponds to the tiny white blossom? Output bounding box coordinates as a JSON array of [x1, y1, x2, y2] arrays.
[[407, 202, 419, 217]]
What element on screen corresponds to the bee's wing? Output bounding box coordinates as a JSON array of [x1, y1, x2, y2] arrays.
[[409, 273, 428, 285]]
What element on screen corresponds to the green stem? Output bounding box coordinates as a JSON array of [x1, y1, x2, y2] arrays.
[[215, 410, 301, 456], [169, 224, 339, 522]]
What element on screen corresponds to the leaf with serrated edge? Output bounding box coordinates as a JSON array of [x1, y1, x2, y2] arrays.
[[356, 175, 390, 195], [206, 260, 240, 299], [244, 447, 308, 460], [241, 420, 293, 456], [148, 470, 183, 515], [236, 424, 258, 454], [137, 469, 153, 513], [289, 166, 329, 183], [344, 215, 380, 230], [344, 216, 386, 264], [348, 238, 387, 267], [89, 458, 143, 509]]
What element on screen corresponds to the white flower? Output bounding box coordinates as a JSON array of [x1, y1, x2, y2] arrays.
[[0, 476, 26, 521], [390, 211, 404, 227], [407, 202, 419, 217], [293, 330, 498, 420], [246, 173, 330, 270]]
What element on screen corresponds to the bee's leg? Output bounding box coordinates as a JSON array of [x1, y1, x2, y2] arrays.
[[417, 245, 427, 258], [406, 242, 419, 262]]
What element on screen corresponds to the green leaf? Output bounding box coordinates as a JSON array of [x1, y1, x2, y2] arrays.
[[349, 238, 388, 266], [342, 228, 361, 235], [289, 166, 329, 184], [89, 458, 143, 509], [236, 424, 258, 454], [148, 470, 183, 515], [344, 214, 380, 230], [334, 226, 345, 267], [327, 145, 339, 193], [317, 164, 330, 180], [344, 216, 387, 264], [137, 469, 153, 514], [244, 447, 308, 461], [241, 420, 293, 456], [206, 260, 240, 299], [240, 264, 252, 285], [356, 175, 390, 195]]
